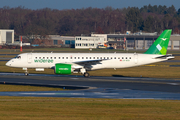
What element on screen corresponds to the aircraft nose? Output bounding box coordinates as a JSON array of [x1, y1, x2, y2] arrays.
[[5, 61, 11, 66]]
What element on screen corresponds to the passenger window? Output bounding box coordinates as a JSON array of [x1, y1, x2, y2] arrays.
[[111, 57, 112, 59], [59, 57, 60, 59], [35, 57, 37, 59], [114, 57, 116, 59], [82, 57, 84, 59], [86, 57, 88, 59], [54, 57, 56, 59], [39, 57, 41, 59], [93, 57, 95, 59], [78, 57, 80, 59], [97, 57, 99, 59], [107, 57, 109, 59], [47, 57, 48, 59], [66, 57, 68, 59], [62, 57, 64, 59], [74, 57, 76, 59], [104, 57, 106, 59], [126, 57, 127, 59], [89, 57, 91, 59], [129, 57, 131, 59], [51, 57, 52, 59], [118, 57, 120, 59], [122, 57, 124, 59]]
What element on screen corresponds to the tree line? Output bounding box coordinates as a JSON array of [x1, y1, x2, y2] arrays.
[[0, 4, 180, 40]]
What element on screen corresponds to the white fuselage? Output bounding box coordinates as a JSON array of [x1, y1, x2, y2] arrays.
[[6, 53, 169, 71]]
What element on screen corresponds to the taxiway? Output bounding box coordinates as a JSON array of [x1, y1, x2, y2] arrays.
[[0, 73, 180, 99]]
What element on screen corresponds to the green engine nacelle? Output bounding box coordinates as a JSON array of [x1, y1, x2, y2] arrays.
[[55, 63, 72, 74]]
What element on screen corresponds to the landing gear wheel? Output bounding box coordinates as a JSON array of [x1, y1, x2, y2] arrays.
[[83, 72, 90, 77], [25, 72, 29, 76]]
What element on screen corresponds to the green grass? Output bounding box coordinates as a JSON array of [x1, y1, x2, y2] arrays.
[[0, 97, 180, 120], [0, 84, 64, 91]]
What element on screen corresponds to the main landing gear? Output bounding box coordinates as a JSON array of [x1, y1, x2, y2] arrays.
[[80, 68, 90, 77], [83, 72, 90, 77]]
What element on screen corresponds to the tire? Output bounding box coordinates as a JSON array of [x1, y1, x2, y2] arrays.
[[25, 72, 29, 76], [83, 72, 89, 77]]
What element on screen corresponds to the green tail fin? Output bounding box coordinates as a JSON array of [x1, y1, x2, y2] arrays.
[[144, 29, 172, 55]]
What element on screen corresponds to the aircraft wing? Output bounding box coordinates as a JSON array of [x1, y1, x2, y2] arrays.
[[73, 59, 105, 65]]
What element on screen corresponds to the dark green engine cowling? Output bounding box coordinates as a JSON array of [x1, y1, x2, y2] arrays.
[[54, 63, 72, 74]]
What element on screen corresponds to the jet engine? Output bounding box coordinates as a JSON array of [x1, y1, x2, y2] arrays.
[[54, 63, 72, 74]]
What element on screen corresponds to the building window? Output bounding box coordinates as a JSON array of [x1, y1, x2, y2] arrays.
[[54, 40, 58, 45], [65, 40, 70, 44]]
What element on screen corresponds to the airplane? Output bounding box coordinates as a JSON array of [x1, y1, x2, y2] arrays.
[[6, 29, 174, 77]]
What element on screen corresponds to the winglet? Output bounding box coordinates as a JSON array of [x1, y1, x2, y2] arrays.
[[144, 29, 172, 55]]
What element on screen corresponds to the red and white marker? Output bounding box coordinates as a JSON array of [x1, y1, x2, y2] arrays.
[[20, 36, 22, 52]]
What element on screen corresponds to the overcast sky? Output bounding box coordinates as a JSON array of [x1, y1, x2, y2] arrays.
[[0, 0, 179, 10]]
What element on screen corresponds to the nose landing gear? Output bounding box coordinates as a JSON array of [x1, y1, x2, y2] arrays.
[[23, 68, 29, 76]]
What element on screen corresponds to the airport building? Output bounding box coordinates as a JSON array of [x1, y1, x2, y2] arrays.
[[0, 29, 179, 50], [75, 36, 105, 49], [49, 35, 75, 47], [0, 29, 14, 45], [74, 32, 180, 50]]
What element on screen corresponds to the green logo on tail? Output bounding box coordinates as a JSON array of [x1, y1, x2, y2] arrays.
[[144, 29, 172, 55]]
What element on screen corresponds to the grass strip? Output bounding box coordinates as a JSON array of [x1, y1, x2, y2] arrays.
[[0, 84, 64, 92], [0, 97, 180, 120]]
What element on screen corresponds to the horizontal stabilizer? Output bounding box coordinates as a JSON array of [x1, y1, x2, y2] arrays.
[[154, 54, 174, 60]]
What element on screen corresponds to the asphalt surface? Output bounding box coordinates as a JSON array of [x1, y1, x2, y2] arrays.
[[0, 73, 180, 99]]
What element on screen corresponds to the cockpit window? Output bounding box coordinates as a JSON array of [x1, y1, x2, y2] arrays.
[[15, 56, 21, 59]]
